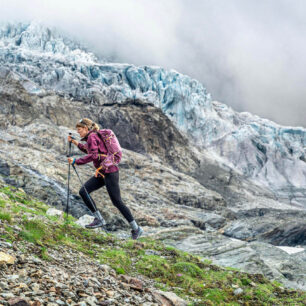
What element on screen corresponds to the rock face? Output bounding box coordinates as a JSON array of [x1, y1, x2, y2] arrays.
[[152, 226, 306, 291], [1, 21, 305, 207], [0, 21, 306, 290]]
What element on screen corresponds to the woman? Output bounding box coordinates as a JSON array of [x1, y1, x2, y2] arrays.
[[67, 118, 143, 240]]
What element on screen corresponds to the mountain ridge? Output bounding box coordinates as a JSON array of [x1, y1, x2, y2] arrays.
[[1, 21, 305, 207]]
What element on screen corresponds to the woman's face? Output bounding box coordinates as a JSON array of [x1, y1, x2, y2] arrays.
[[77, 126, 88, 138]]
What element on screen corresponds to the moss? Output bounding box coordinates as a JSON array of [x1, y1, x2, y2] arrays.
[[241, 278, 252, 286], [201, 258, 213, 265], [202, 288, 227, 303], [172, 262, 204, 278], [136, 254, 170, 278], [99, 249, 131, 273]]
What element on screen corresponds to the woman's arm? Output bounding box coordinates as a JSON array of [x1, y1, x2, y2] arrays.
[[75, 135, 99, 165], [68, 135, 87, 154], [77, 142, 88, 154]]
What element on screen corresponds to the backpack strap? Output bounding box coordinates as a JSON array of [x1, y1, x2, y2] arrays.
[[95, 166, 105, 178]]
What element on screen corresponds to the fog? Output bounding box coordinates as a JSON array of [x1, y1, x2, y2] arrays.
[[1, 0, 305, 127]]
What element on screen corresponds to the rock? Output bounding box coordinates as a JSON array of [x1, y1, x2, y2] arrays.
[[0, 241, 13, 248], [99, 264, 112, 275], [191, 213, 226, 230], [8, 298, 29, 306], [30, 256, 42, 264], [105, 290, 115, 297], [151, 290, 188, 306], [98, 301, 113, 306], [144, 249, 161, 256], [84, 296, 98, 306], [234, 288, 243, 295], [0, 281, 8, 289], [46, 208, 63, 217], [30, 283, 40, 293], [1, 292, 15, 299], [75, 215, 95, 228], [119, 275, 143, 291], [261, 223, 306, 246], [0, 252, 15, 265], [7, 275, 19, 282]]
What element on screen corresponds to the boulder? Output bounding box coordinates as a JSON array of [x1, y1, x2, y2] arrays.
[[46, 208, 63, 217], [75, 215, 94, 228], [151, 290, 188, 306], [0, 252, 15, 265]]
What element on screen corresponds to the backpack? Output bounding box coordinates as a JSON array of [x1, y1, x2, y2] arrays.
[[96, 129, 122, 170]]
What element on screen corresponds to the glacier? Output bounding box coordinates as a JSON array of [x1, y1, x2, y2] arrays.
[[0, 21, 305, 206]]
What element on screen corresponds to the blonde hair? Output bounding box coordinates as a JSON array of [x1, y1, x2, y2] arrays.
[[76, 118, 99, 131]]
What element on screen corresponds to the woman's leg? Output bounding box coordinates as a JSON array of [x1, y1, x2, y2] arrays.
[[79, 176, 105, 213], [104, 171, 135, 223]]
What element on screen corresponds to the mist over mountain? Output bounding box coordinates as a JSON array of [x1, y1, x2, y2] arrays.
[[1, 0, 306, 127]]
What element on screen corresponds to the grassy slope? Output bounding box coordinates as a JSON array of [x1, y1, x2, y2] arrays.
[[0, 181, 305, 305]]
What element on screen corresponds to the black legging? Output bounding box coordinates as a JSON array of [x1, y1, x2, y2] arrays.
[[79, 170, 134, 223]]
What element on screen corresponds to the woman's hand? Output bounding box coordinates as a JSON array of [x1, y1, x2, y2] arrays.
[[68, 157, 76, 165], [68, 136, 78, 146]]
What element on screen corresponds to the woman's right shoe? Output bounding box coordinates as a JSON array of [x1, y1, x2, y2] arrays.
[[85, 217, 105, 229]]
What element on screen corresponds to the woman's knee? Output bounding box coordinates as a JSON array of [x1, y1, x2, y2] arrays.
[[79, 187, 86, 198], [111, 197, 125, 209]]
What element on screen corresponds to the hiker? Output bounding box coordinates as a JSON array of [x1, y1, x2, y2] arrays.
[[67, 118, 143, 240]]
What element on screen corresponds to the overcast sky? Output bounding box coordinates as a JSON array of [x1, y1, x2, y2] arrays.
[[1, 0, 305, 127]]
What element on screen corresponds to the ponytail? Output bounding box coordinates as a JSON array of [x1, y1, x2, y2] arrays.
[[91, 122, 99, 131]]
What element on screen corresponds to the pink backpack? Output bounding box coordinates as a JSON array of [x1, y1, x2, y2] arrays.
[[96, 129, 122, 169]]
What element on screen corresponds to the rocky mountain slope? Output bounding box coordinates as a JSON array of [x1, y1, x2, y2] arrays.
[[1, 182, 305, 305], [0, 69, 305, 292], [1, 21, 305, 207], [0, 21, 305, 292]]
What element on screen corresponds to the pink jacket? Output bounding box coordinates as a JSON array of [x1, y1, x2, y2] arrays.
[[75, 130, 119, 174]]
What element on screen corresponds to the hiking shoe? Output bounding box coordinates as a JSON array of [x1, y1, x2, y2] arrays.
[[131, 226, 143, 240], [85, 217, 105, 229]]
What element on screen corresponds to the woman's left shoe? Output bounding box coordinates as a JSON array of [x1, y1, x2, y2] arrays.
[[131, 226, 143, 240], [85, 217, 105, 229]]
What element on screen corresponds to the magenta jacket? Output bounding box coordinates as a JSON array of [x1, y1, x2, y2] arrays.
[[75, 130, 119, 174]]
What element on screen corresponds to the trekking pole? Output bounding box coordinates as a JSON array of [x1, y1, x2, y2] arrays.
[[71, 164, 108, 232], [71, 165, 98, 213], [65, 133, 73, 222]]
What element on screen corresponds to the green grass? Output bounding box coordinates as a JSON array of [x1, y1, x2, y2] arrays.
[[0, 198, 6, 207], [19, 219, 47, 245], [0, 181, 306, 305], [0, 211, 12, 223], [40, 246, 51, 260], [99, 249, 131, 274]]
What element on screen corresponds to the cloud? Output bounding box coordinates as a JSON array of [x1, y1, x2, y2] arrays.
[[0, 0, 305, 127]]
